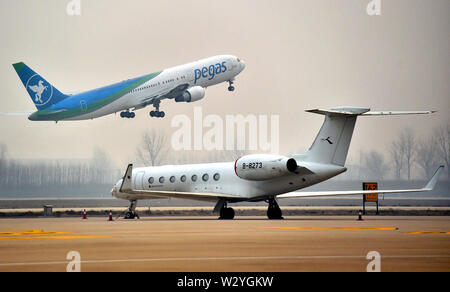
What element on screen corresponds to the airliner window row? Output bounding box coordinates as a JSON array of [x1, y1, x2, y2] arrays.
[[148, 173, 220, 184], [130, 75, 186, 93], [131, 83, 160, 92]]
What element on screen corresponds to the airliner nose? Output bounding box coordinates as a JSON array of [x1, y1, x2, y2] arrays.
[[238, 59, 246, 71]]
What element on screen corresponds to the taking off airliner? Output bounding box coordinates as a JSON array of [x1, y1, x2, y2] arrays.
[[112, 106, 443, 220], [12, 55, 245, 121]]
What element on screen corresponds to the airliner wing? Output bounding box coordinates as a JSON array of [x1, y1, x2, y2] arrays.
[[165, 83, 190, 99], [136, 83, 190, 110], [119, 164, 243, 202], [277, 166, 444, 199]]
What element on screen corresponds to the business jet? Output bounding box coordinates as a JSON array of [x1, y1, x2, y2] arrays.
[[111, 106, 443, 219], [11, 55, 245, 121]]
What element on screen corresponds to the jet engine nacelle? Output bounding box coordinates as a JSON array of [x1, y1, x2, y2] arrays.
[[234, 154, 298, 181], [175, 86, 205, 103]]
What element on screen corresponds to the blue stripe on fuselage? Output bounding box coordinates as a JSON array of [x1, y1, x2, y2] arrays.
[[47, 75, 147, 112]]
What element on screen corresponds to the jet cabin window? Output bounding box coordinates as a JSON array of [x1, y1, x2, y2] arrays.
[[191, 175, 197, 182], [170, 176, 175, 183], [213, 173, 220, 181], [148, 177, 154, 184], [202, 174, 209, 182], [159, 176, 165, 184], [180, 175, 186, 182]]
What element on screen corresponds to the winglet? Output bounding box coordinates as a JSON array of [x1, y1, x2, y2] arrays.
[[120, 164, 133, 192], [423, 165, 444, 191]]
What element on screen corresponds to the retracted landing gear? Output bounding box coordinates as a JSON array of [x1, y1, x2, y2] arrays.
[[266, 197, 283, 220], [120, 110, 135, 118], [150, 100, 165, 118], [227, 80, 235, 92], [124, 200, 140, 219]]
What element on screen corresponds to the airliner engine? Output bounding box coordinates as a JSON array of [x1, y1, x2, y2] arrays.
[[175, 86, 205, 103], [234, 154, 298, 181]]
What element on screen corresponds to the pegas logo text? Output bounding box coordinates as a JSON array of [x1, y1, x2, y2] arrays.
[[194, 62, 227, 84]]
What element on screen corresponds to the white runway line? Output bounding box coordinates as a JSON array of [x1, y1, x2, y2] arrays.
[[0, 254, 449, 267]]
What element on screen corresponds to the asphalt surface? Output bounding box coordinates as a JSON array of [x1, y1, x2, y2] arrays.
[[0, 216, 449, 272]]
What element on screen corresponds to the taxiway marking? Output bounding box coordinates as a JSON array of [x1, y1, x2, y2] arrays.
[[0, 254, 449, 267], [262, 227, 399, 231], [0, 229, 111, 240], [0, 230, 68, 236], [0, 236, 112, 240], [407, 231, 450, 235]]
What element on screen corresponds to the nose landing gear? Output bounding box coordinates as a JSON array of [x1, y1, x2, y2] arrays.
[[227, 80, 235, 92], [124, 200, 140, 219]]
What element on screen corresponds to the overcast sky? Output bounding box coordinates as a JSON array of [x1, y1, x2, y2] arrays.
[[0, 0, 448, 168]]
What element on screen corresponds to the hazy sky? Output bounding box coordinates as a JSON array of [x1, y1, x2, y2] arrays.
[[0, 0, 448, 168]]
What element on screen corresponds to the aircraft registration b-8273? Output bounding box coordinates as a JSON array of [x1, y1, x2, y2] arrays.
[[11, 55, 245, 121], [112, 106, 443, 220]]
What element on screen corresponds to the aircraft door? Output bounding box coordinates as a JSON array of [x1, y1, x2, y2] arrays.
[[134, 171, 145, 190], [80, 100, 87, 112]]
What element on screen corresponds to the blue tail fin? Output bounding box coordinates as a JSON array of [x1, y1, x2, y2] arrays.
[[12, 62, 69, 110]]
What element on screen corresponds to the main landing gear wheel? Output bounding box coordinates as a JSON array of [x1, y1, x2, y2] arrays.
[[267, 197, 283, 220], [219, 205, 235, 220], [150, 110, 165, 118], [150, 100, 165, 118], [120, 111, 135, 118], [227, 80, 235, 92]]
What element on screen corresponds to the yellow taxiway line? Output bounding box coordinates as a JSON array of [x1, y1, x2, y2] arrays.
[[262, 226, 399, 231], [0, 236, 112, 240], [0, 230, 111, 240], [406, 231, 450, 235]]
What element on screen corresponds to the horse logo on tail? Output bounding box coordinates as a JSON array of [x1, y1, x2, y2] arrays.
[[28, 80, 48, 103]]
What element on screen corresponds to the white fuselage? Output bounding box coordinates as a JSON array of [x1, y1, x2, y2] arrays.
[[68, 55, 245, 120], [112, 161, 347, 202]]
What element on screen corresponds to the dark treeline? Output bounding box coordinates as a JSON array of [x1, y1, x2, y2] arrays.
[[0, 146, 120, 188]]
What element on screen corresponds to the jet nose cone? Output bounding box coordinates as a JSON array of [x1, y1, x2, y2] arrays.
[[111, 179, 123, 197], [239, 59, 246, 71]]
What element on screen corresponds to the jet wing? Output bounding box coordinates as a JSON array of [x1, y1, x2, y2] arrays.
[[164, 83, 190, 99], [119, 164, 243, 202], [277, 165, 444, 199], [138, 83, 190, 107]]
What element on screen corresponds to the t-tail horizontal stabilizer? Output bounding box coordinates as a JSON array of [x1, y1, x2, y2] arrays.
[[306, 107, 436, 117], [298, 106, 436, 167], [277, 165, 444, 199]]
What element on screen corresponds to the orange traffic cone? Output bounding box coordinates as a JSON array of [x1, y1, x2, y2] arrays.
[[83, 209, 87, 220], [108, 210, 113, 221]]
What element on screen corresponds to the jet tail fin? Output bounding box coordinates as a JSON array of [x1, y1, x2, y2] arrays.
[[12, 62, 69, 110], [296, 106, 436, 166]]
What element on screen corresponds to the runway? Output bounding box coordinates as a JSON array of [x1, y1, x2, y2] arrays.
[[0, 216, 449, 272]]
